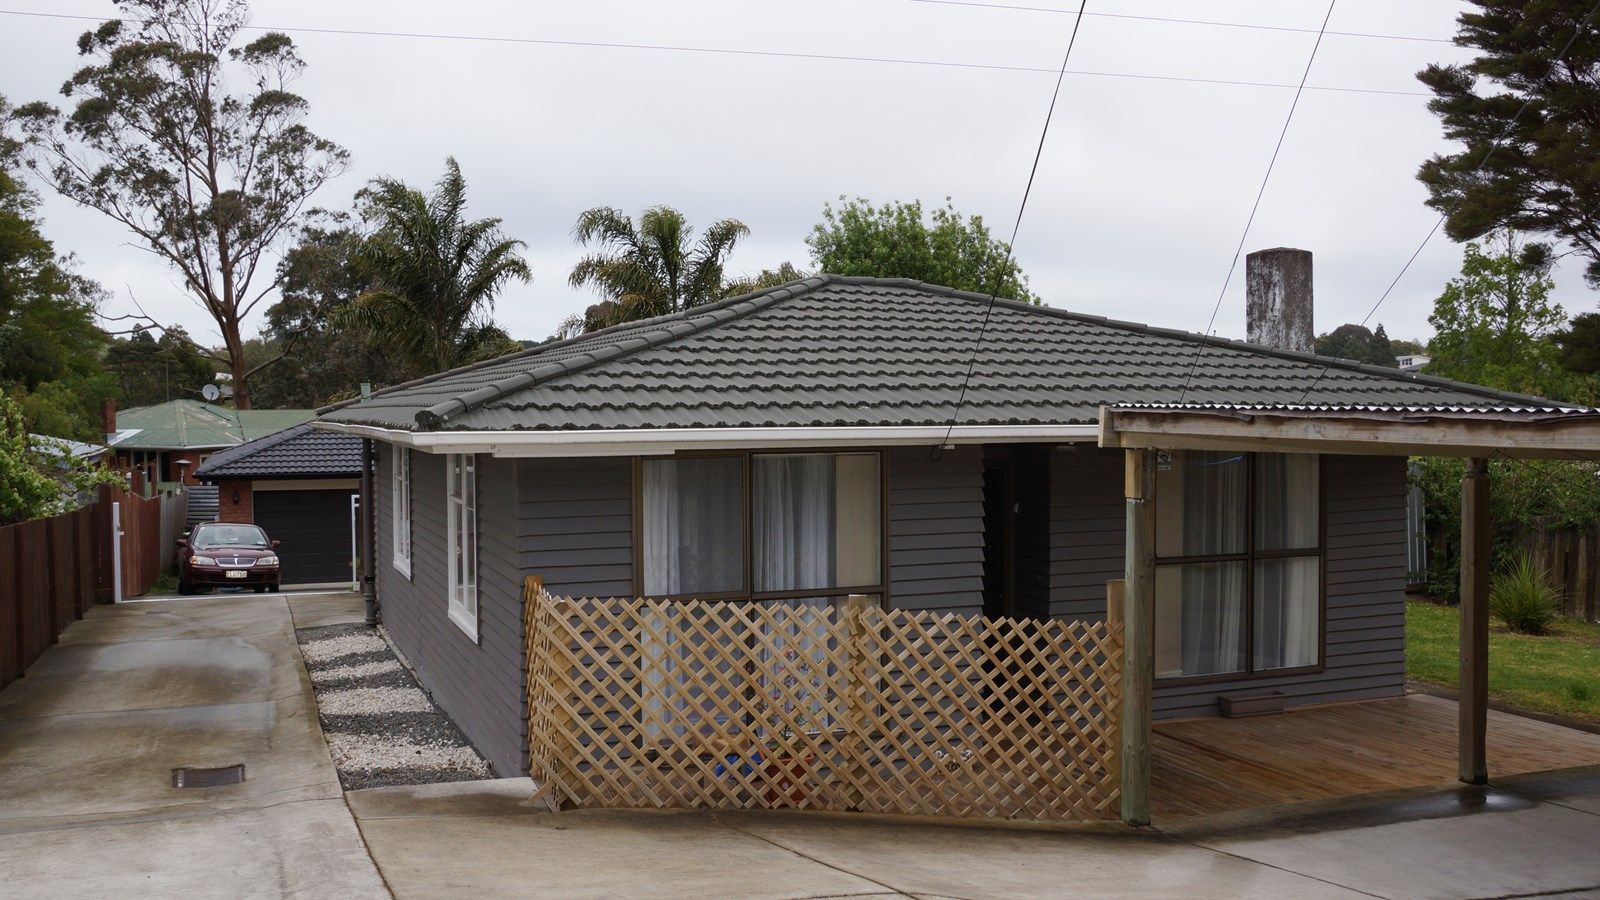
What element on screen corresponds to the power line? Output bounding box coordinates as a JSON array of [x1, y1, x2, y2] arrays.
[[1175, 0, 1338, 404], [1295, 0, 1600, 405], [0, 7, 1431, 97], [938, 2, 1090, 453], [909, 0, 1452, 44]]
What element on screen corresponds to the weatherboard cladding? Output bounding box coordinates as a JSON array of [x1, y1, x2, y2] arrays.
[[374, 446, 526, 775], [319, 276, 1553, 434], [193, 422, 362, 480]]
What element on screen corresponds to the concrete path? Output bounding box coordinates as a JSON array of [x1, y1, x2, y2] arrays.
[[346, 769, 1600, 898], [0, 593, 385, 899]]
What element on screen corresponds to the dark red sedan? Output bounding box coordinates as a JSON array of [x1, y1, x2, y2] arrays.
[[177, 523, 283, 594]]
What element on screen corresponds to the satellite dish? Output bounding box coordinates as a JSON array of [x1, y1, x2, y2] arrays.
[[201, 384, 221, 402]]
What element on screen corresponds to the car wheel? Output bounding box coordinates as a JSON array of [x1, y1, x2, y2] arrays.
[[253, 585, 268, 594], [268, 583, 280, 593], [177, 581, 194, 596]]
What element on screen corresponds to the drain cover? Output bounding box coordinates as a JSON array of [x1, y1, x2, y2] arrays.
[[172, 764, 246, 788]]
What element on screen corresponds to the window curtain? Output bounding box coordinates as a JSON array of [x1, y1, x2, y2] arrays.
[[1255, 453, 1318, 551], [1254, 557, 1318, 669], [1254, 453, 1319, 670], [753, 454, 836, 595], [1155, 562, 1245, 678], [641, 457, 743, 597], [1171, 453, 1246, 676]]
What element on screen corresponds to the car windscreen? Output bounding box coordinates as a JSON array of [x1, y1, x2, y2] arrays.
[[191, 525, 269, 549]]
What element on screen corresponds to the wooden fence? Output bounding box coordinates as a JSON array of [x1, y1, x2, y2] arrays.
[[525, 581, 1124, 822], [1519, 519, 1600, 623], [0, 503, 97, 691], [103, 486, 186, 598]]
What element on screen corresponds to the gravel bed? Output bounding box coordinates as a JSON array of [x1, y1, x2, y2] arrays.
[[315, 686, 437, 716], [300, 631, 388, 665], [318, 711, 470, 746], [295, 623, 491, 789], [312, 665, 417, 693], [309, 659, 404, 685]]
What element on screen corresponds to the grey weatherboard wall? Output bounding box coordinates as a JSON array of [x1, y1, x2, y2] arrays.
[[375, 445, 527, 775], [886, 446, 985, 615], [1044, 447, 1408, 716], [376, 442, 1408, 777]]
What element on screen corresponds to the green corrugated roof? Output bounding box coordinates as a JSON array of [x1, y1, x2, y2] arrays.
[[111, 400, 314, 450]]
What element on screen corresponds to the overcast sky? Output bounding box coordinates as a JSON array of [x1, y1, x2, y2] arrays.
[[3, 0, 1594, 350]]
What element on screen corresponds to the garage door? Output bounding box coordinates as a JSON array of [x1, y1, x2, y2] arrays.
[[254, 490, 355, 585]]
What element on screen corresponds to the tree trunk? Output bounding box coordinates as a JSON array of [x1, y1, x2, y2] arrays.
[[230, 351, 252, 410], [222, 316, 251, 410]]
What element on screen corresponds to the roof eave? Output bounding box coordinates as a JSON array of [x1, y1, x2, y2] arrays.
[[311, 421, 1101, 456], [1099, 405, 1600, 460]]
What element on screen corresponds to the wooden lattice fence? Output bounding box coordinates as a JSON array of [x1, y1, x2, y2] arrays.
[[524, 582, 1124, 822]]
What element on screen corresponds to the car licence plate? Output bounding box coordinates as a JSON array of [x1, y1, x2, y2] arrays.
[[225, 570, 247, 579]]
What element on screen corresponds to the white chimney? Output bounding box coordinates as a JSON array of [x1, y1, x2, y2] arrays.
[[1245, 248, 1313, 353]]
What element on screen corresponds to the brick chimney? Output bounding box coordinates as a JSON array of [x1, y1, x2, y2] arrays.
[[1245, 248, 1313, 353], [102, 398, 118, 442]]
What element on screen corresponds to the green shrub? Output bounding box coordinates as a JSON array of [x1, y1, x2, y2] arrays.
[[1488, 553, 1561, 635]]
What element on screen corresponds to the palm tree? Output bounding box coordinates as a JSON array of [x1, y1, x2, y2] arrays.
[[567, 206, 750, 331], [334, 158, 531, 376]]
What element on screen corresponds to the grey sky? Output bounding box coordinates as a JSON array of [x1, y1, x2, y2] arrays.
[[3, 0, 1594, 351]]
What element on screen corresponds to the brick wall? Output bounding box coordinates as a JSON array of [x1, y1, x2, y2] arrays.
[[216, 480, 253, 523], [170, 450, 209, 486]]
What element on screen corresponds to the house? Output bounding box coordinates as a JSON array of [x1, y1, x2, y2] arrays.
[[1398, 353, 1431, 372], [193, 422, 364, 586], [313, 247, 1599, 807], [105, 399, 314, 491]]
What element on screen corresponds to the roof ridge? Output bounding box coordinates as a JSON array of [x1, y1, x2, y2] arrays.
[[412, 275, 834, 430], [890, 278, 1567, 409], [193, 421, 313, 477]]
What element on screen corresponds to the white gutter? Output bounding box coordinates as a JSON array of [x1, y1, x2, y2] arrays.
[[311, 421, 1100, 456]]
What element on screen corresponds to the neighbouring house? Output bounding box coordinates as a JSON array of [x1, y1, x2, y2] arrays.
[[106, 399, 313, 525], [193, 422, 363, 586], [313, 253, 1600, 820], [1398, 353, 1431, 372]]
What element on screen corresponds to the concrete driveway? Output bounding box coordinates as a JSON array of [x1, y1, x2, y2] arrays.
[[0, 592, 385, 899]]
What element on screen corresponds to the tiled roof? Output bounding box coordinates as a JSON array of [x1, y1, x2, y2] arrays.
[[318, 276, 1570, 433], [194, 422, 362, 480], [112, 400, 315, 449]]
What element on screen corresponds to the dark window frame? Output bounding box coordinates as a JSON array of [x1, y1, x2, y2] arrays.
[[631, 448, 891, 606], [1152, 451, 1326, 687]]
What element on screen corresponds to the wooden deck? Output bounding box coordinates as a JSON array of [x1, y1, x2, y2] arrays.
[[1151, 693, 1600, 821]]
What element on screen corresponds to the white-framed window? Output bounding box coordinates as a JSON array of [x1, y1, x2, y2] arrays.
[[446, 453, 478, 639], [391, 448, 412, 578]]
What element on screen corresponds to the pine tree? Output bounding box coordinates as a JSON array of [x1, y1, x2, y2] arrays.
[[1416, 0, 1600, 285]]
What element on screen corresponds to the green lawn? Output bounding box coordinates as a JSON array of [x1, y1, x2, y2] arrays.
[[1406, 599, 1600, 724]]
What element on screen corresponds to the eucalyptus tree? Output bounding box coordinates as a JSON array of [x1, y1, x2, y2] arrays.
[[333, 158, 531, 377], [567, 205, 751, 332], [16, 0, 348, 408]]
